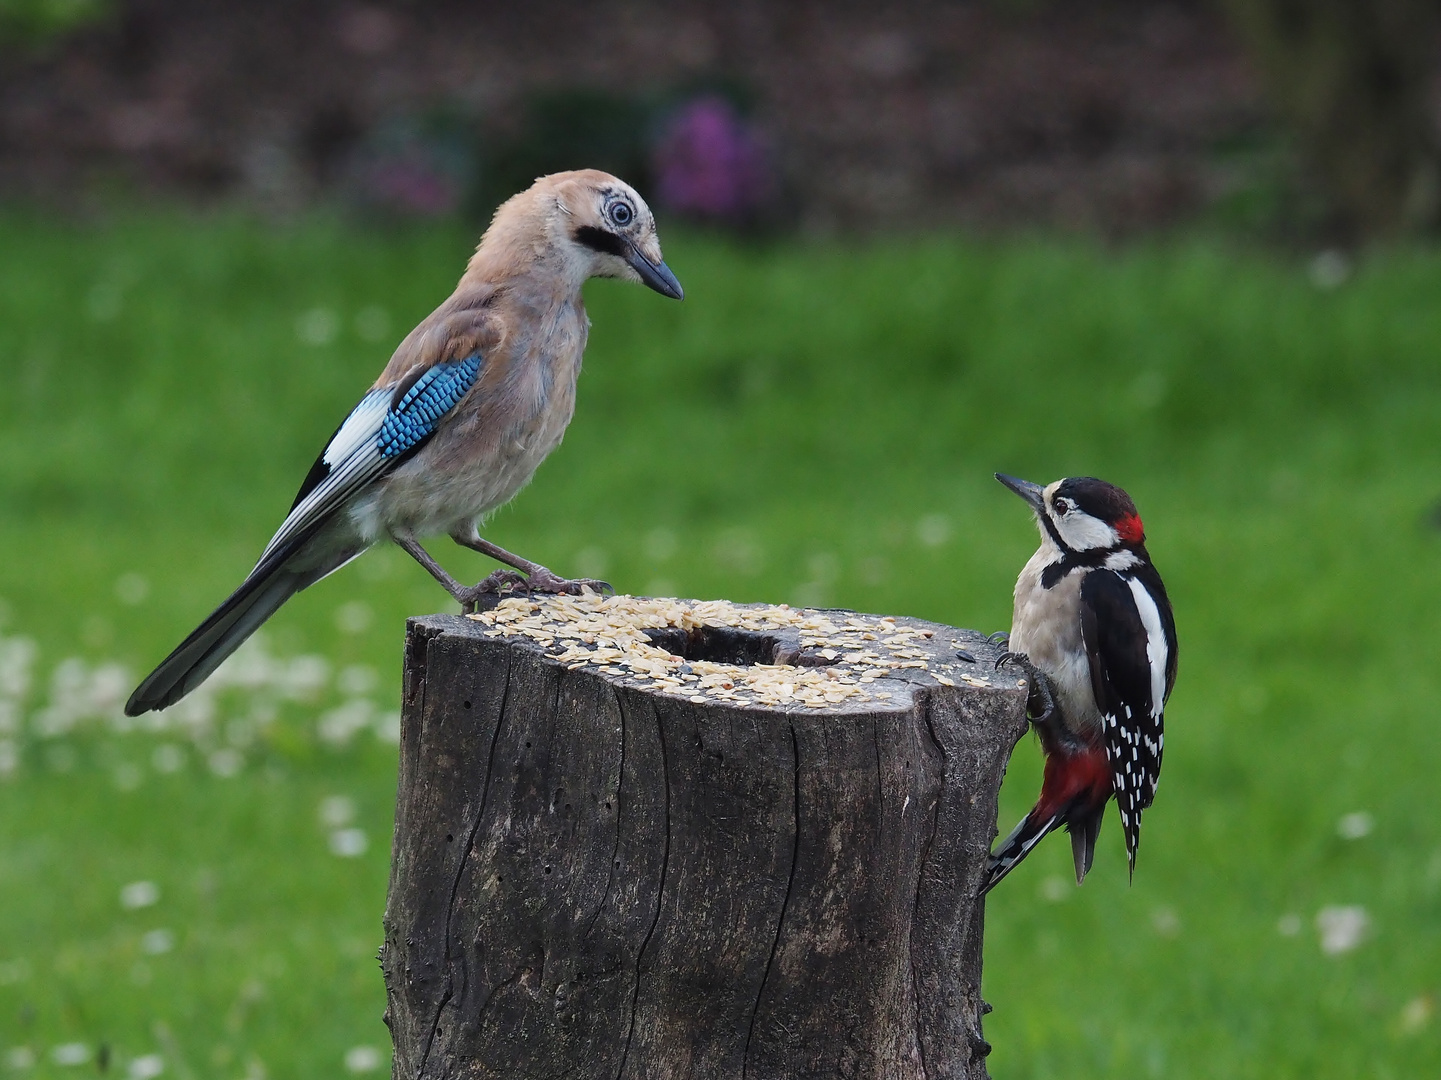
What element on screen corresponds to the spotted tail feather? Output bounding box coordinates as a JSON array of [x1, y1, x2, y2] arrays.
[[981, 809, 1062, 895]]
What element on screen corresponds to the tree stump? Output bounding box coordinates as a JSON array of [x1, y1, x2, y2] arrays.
[[381, 595, 1028, 1080]]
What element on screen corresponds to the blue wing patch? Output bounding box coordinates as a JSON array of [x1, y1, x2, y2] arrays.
[[377, 354, 483, 459]]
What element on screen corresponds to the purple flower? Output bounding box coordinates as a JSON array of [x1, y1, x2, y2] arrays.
[[652, 96, 773, 221], [365, 155, 462, 216]]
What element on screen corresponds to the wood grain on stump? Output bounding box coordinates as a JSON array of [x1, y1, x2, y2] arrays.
[[381, 595, 1028, 1080]]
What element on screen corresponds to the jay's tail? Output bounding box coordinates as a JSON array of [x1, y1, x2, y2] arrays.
[[125, 542, 358, 716]]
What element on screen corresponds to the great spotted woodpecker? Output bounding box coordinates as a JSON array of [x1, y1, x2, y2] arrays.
[[983, 473, 1177, 893]]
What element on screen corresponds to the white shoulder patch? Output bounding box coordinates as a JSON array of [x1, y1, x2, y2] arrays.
[[1104, 549, 1140, 572], [1126, 576, 1169, 718]]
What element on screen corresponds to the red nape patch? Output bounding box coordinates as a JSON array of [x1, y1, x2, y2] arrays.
[[1035, 746, 1111, 818], [1116, 513, 1145, 544]]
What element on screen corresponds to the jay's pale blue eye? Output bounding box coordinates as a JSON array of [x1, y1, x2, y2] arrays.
[[608, 201, 633, 227]]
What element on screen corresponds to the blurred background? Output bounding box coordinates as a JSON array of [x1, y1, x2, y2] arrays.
[[1, 0, 1439, 1077]]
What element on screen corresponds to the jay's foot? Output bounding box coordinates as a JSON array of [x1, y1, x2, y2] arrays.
[[996, 651, 1056, 725], [453, 566, 613, 613], [446, 532, 611, 598], [455, 570, 529, 613], [520, 566, 613, 597]]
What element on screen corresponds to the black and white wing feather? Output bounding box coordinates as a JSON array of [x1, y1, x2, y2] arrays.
[[259, 354, 483, 565], [1078, 565, 1177, 875], [125, 354, 483, 716]]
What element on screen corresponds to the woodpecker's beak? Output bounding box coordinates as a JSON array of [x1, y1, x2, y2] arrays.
[[626, 243, 684, 300], [996, 473, 1046, 513]]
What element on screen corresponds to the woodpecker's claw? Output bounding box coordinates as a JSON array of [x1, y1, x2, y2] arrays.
[[987, 631, 1010, 646], [996, 651, 1056, 724]]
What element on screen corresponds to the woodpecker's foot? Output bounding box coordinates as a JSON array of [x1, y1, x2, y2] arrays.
[[996, 651, 1056, 724], [988, 631, 1011, 646], [517, 566, 614, 597]]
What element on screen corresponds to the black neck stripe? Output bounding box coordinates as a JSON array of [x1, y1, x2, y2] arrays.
[[1041, 540, 1147, 588], [1042, 547, 1112, 588]]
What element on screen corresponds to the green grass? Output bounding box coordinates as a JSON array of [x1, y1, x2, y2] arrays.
[[1, 212, 1439, 1077]]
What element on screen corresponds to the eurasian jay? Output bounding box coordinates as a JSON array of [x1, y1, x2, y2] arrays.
[[126, 170, 683, 715]]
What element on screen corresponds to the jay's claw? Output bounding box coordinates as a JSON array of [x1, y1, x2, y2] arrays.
[[453, 567, 613, 613], [996, 651, 1056, 725], [456, 570, 528, 613], [521, 567, 613, 596]]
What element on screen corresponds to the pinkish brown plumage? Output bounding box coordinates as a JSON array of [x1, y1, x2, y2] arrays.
[[128, 171, 682, 715]]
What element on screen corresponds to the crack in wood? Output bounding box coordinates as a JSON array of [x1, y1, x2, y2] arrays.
[[742, 718, 801, 1077], [873, 717, 885, 831], [910, 689, 944, 1080], [416, 658, 513, 1080], [582, 685, 626, 941], [614, 698, 669, 1080], [473, 966, 527, 1028]]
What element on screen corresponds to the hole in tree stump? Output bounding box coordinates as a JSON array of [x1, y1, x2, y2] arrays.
[[642, 625, 837, 667]]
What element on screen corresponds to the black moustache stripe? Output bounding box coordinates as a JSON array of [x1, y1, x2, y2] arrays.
[[573, 226, 627, 258], [1043, 546, 1115, 588], [1041, 539, 1151, 589]]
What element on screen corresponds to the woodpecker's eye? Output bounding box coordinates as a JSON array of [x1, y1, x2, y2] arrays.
[[608, 201, 634, 227], [1053, 498, 1072, 515]]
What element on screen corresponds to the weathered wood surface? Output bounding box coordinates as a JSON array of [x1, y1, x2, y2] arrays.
[[381, 599, 1028, 1080]]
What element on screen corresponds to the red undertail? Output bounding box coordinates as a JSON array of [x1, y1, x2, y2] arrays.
[[983, 742, 1112, 893]]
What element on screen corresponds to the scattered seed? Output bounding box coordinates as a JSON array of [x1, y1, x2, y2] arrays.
[[465, 596, 1002, 710]]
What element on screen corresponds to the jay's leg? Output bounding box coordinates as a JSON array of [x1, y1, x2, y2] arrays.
[[392, 531, 525, 614], [450, 523, 612, 596]]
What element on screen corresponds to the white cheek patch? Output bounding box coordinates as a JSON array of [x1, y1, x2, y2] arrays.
[[1056, 512, 1120, 552], [1126, 576, 1169, 717]]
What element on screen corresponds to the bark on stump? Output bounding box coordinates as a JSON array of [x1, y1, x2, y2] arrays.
[[381, 596, 1028, 1080]]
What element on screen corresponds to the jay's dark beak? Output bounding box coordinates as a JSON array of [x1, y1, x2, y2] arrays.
[[996, 473, 1046, 513], [627, 243, 684, 300]]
